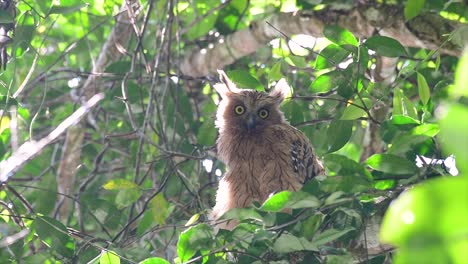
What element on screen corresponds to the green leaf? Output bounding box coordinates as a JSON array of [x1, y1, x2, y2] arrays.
[[325, 120, 353, 153], [177, 224, 213, 262], [226, 69, 263, 91], [140, 257, 170, 264], [439, 104, 468, 173], [282, 100, 304, 124], [196, 121, 216, 146], [33, 216, 75, 258], [411, 123, 440, 137], [393, 88, 418, 119], [388, 124, 440, 154], [103, 179, 140, 190], [100, 251, 120, 264], [453, 49, 468, 97], [269, 62, 283, 81], [261, 191, 320, 212], [260, 191, 291, 211], [324, 154, 371, 178], [49, 3, 88, 14], [285, 55, 307, 68], [404, 0, 426, 21], [380, 177, 468, 251], [310, 70, 347, 93], [316, 44, 350, 69], [222, 208, 263, 222], [273, 233, 318, 253], [391, 115, 420, 125], [323, 25, 358, 48], [340, 98, 373, 120], [312, 228, 355, 246], [115, 188, 141, 209], [366, 154, 418, 175], [184, 0, 219, 41], [417, 73, 431, 105], [364, 36, 406, 57]]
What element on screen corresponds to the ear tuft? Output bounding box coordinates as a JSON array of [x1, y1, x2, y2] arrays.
[[269, 79, 291, 103], [214, 70, 239, 98]]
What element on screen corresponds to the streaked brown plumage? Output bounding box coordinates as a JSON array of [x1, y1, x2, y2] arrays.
[[211, 70, 324, 225]]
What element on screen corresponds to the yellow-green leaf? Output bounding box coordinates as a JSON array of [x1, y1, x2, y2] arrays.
[[417, 72, 430, 105], [100, 250, 120, 264], [404, 0, 425, 21], [453, 49, 468, 97], [149, 193, 171, 225], [103, 179, 139, 190]]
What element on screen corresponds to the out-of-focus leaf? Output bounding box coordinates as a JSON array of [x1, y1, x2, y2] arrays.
[[150, 194, 171, 225], [374, 180, 396, 190], [140, 257, 170, 264], [115, 188, 141, 209], [103, 179, 139, 190], [380, 177, 468, 263], [185, 213, 200, 226], [439, 104, 468, 173], [269, 62, 283, 80], [364, 36, 406, 57], [312, 228, 355, 246], [33, 216, 75, 258], [226, 70, 263, 91], [316, 44, 350, 69], [282, 100, 304, 124], [417, 72, 431, 105], [0, 10, 14, 23], [404, 0, 426, 20], [137, 193, 172, 235], [285, 55, 307, 68], [196, 121, 216, 146], [340, 98, 373, 120], [0, 116, 10, 135], [48, 3, 88, 14], [323, 25, 358, 49], [273, 233, 318, 253], [100, 251, 120, 264], [184, 0, 219, 40], [324, 120, 353, 153], [177, 224, 213, 262], [453, 48, 468, 97], [366, 154, 418, 175], [105, 61, 131, 74]]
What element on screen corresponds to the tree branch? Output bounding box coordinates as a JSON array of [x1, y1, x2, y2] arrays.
[[180, 6, 462, 77]]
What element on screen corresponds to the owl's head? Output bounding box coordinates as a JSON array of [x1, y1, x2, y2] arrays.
[[214, 70, 290, 133]]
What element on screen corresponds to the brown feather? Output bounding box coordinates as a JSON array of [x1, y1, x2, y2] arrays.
[[211, 71, 324, 228]]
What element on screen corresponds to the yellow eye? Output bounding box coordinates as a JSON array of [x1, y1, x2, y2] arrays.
[[258, 108, 269, 119], [234, 105, 245, 115]]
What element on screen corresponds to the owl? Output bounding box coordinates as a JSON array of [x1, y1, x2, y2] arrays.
[[211, 70, 324, 227]]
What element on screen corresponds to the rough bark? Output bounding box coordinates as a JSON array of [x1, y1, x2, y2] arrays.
[[55, 0, 140, 221], [180, 6, 463, 77]]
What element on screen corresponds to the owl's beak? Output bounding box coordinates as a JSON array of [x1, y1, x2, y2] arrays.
[[246, 114, 256, 130]]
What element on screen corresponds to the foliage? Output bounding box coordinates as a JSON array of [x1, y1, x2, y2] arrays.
[[0, 0, 467, 263]]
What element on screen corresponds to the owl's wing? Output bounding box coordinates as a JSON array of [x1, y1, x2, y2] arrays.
[[290, 132, 324, 183]]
